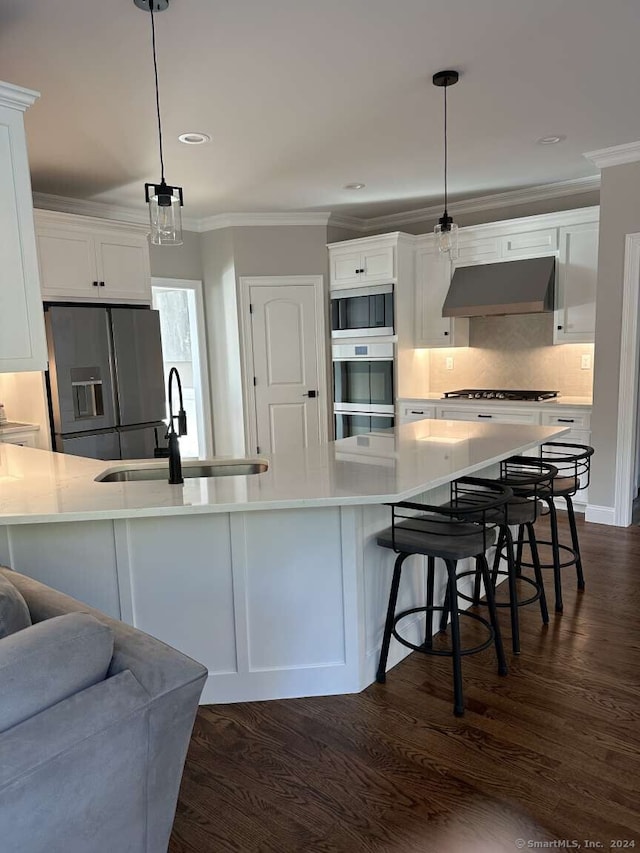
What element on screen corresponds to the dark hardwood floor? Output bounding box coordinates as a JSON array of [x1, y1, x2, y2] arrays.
[[169, 515, 640, 852]]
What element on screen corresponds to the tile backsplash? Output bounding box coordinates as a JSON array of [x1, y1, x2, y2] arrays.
[[428, 313, 594, 397]]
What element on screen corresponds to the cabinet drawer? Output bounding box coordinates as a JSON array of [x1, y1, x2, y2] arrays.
[[540, 411, 591, 430], [501, 228, 558, 258], [438, 407, 539, 425], [399, 404, 436, 423]]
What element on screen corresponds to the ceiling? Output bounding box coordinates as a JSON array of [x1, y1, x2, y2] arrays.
[[1, 0, 638, 223]]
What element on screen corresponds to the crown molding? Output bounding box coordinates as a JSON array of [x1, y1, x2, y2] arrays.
[[0, 81, 40, 111], [32, 191, 201, 231], [356, 174, 601, 232], [583, 141, 640, 169], [326, 214, 370, 233], [33, 174, 601, 238], [196, 211, 332, 232]]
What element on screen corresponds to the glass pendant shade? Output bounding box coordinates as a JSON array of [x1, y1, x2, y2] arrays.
[[145, 182, 184, 246], [435, 215, 458, 260]]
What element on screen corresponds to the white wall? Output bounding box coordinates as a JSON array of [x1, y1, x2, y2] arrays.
[[0, 371, 51, 449], [589, 161, 640, 510], [200, 228, 245, 457], [148, 229, 203, 281]]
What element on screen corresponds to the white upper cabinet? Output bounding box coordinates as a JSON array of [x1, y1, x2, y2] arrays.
[[500, 227, 558, 259], [554, 221, 599, 344], [414, 247, 469, 348], [35, 211, 152, 304], [455, 234, 501, 266], [0, 82, 48, 373], [329, 238, 395, 289]]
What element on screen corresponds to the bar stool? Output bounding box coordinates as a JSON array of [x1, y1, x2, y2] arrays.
[[522, 442, 594, 613], [375, 477, 512, 717], [450, 457, 558, 655]]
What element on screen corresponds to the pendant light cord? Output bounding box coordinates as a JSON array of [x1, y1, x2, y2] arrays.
[[149, 0, 165, 184], [443, 82, 448, 216]]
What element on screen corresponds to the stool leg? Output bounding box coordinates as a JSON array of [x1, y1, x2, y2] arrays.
[[526, 521, 549, 625], [439, 581, 450, 632], [444, 560, 465, 716], [503, 525, 521, 655], [491, 526, 506, 587], [565, 495, 586, 591], [515, 525, 525, 578], [376, 553, 406, 683], [424, 557, 435, 649], [472, 558, 483, 606], [546, 496, 564, 613], [478, 554, 508, 677]]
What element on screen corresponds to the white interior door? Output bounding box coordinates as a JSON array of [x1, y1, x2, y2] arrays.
[[243, 277, 327, 455]]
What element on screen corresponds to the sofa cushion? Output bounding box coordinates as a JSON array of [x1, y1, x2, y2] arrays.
[[0, 574, 32, 639], [0, 612, 114, 733]]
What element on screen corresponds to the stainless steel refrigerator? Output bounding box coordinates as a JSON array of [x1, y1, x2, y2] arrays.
[[45, 305, 168, 460]]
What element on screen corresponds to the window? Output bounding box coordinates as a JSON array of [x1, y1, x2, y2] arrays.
[[152, 279, 212, 459]]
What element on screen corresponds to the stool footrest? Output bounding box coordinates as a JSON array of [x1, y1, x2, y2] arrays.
[[392, 606, 494, 658], [455, 568, 543, 608], [518, 540, 578, 570]]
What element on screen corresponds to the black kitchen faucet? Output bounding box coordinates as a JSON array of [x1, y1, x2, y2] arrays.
[[166, 367, 187, 484]]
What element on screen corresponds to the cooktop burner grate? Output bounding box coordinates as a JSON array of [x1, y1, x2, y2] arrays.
[[443, 389, 558, 402]]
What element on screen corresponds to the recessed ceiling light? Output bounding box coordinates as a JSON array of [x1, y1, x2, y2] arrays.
[[537, 135, 566, 145], [178, 132, 211, 145], [344, 183, 366, 190]]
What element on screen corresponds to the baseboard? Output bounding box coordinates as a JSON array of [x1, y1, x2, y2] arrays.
[[584, 504, 616, 525]]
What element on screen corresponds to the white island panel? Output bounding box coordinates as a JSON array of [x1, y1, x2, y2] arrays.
[[243, 508, 345, 671], [117, 514, 238, 678]]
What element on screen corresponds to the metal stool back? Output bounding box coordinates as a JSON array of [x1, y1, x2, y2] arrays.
[[534, 442, 594, 612]]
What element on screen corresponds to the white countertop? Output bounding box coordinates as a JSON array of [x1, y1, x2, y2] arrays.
[[400, 395, 592, 408], [0, 421, 39, 434], [0, 420, 567, 525]]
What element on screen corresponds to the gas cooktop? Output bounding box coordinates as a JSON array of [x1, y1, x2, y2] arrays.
[[443, 389, 558, 402]]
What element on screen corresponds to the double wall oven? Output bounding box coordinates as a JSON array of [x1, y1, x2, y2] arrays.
[[330, 283, 396, 439], [332, 342, 395, 439]]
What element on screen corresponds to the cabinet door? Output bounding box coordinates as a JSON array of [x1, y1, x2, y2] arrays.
[[330, 251, 364, 288], [36, 228, 98, 300], [554, 222, 598, 344], [96, 234, 151, 303], [360, 246, 394, 283], [414, 249, 469, 348], [0, 100, 47, 372]]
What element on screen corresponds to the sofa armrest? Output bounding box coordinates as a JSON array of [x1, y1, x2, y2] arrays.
[[0, 567, 208, 853], [0, 568, 207, 700], [0, 670, 152, 853]]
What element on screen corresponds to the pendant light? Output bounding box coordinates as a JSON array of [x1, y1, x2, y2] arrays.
[[136, 0, 184, 246], [433, 69, 459, 260]]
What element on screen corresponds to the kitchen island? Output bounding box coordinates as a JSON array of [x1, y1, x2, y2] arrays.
[[0, 420, 565, 703]]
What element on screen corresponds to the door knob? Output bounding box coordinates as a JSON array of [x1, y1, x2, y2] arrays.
[[303, 390, 317, 398]]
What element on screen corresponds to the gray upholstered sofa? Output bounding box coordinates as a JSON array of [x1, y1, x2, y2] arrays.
[[0, 566, 208, 853]]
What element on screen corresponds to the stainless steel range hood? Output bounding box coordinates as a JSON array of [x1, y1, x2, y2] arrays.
[[442, 256, 555, 317]]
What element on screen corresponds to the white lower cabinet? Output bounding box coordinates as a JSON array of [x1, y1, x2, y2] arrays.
[[438, 406, 539, 426], [397, 399, 592, 506], [398, 403, 437, 424], [0, 428, 39, 447]]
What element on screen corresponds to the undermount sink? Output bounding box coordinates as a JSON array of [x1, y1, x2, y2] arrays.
[[96, 460, 268, 483]]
